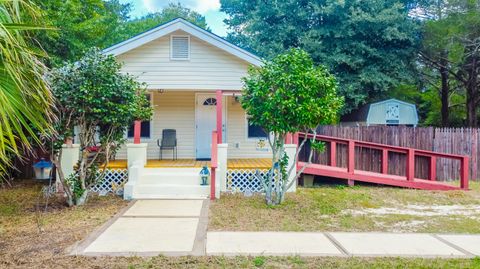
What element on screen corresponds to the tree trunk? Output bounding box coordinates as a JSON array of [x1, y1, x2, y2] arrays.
[[465, 53, 478, 128], [74, 190, 89, 206], [466, 88, 477, 127], [439, 56, 450, 127]]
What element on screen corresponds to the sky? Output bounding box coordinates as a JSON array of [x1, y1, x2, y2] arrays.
[[119, 0, 229, 36]]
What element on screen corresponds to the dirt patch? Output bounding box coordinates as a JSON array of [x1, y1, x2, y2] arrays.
[[345, 204, 480, 217], [0, 180, 128, 268]]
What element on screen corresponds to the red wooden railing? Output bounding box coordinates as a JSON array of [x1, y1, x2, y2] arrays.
[[210, 131, 218, 200], [297, 132, 469, 190]]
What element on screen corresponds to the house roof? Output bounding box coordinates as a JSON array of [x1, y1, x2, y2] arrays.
[[103, 18, 262, 66], [370, 98, 417, 108]]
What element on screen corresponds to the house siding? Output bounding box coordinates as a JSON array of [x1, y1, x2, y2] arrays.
[[226, 96, 271, 158], [116, 30, 251, 91], [116, 91, 195, 160]]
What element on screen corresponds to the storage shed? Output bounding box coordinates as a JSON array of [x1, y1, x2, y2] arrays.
[[341, 98, 419, 126]]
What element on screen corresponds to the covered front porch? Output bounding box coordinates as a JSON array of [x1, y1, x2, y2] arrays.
[[112, 88, 286, 201], [115, 90, 271, 162]]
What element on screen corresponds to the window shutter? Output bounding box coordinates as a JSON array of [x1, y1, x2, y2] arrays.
[[171, 36, 190, 60]]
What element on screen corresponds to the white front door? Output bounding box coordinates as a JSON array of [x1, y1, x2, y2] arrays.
[[195, 94, 225, 159]]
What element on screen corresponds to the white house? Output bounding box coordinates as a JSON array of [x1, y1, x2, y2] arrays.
[[103, 17, 271, 161], [62, 18, 298, 199]]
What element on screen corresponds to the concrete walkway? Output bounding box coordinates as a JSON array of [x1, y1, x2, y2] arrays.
[[72, 200, 480, 258], [207, 232, 480, 258], [72, 199, 209, 256]]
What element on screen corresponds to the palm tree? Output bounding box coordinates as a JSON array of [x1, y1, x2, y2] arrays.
[[0, 0, 54, 179]]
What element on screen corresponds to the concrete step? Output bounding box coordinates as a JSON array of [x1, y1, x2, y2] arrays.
[[141, 167, 211, 185], [134, 184, 210, 199], [132, 194, 209, 199], [139, 173, 201, 185], [143, 168, 205, 174]]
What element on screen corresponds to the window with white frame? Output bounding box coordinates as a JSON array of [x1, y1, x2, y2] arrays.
[[170, 35, 190, 60], [246, 116, 268, 139], [127, 94, 151, 138]]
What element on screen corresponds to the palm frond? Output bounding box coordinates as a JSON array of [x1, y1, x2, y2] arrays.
[[0, 0, 54, 179]]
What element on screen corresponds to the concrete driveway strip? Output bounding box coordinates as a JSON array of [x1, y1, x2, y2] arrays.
[[123, 199, 204, 217], [330, 232, 466, 257], [437, 234, 480, 256], [206, 232, 343, 256], [83, 217, 199, 253]]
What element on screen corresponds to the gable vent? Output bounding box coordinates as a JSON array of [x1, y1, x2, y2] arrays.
[[170, 35, 190, 60]]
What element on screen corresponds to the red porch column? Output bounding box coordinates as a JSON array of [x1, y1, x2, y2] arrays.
[[211, 131, 218, 200], [285, 133, 293, 144], [293, 132, 299, 145], [133, 120, 141, 144], [216, 90, 223, 143]]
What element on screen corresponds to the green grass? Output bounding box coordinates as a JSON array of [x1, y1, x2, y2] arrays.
[[252, 256, 266, 267], [123, 256, 480, 268], [209, 182, 480, 233]]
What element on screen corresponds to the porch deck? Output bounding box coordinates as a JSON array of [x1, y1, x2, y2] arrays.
[[106, 158, 272, 169]]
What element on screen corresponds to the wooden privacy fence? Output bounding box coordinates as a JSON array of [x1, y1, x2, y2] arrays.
[[305, 126, 479, 181]]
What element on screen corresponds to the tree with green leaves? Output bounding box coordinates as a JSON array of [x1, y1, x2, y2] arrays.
[[222, 0, 419, 114], [418, 0, 455, 127], [0, 0, 54, 180], [48, 48, 152, 206], [419, 85, 466, 127], [419, 0, 480, 127], [33, 1, 209, 65], [241, 49, 343, 205], [32, 0, 130, 65], [108, 3, 210, 46]]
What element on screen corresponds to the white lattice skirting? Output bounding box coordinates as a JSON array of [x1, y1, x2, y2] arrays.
[[226, 169, 280, 193], [91, 168, 128, 194]]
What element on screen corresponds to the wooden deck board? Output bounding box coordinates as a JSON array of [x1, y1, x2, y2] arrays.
[[106, 158, 271, 169], [105, 160, 128, 169], [227, 158, 272, 169]]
